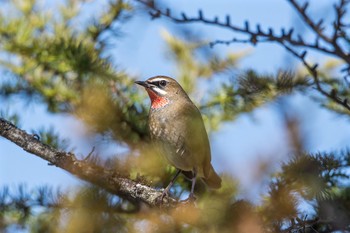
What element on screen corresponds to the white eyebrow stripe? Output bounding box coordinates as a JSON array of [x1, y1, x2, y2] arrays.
[[149, 78, 167, 82], [152, 86, 167, 95]]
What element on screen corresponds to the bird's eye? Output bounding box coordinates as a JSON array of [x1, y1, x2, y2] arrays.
[[159, 80, 167, 88]]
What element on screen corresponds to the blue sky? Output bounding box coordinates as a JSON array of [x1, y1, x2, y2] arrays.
[[1, 0, 350, 202]]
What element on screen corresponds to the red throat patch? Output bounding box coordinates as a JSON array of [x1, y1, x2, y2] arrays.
[[146, 89, 169, 109]]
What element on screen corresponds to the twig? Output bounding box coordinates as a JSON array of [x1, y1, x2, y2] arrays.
[[287, 0, 350, 64], [136, 0, 335, 56], [281, 43, 350, 111], [287, 0, 331, 43], [83, 146, 95, 161]]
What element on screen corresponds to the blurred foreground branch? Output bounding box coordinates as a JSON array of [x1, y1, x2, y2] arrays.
[[0, 117, 176, 207]]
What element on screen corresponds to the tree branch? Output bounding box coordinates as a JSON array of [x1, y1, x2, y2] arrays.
[[136, 0, 335, 56], [287, 0, 331, 43], [287, 0, 350, 63], [0, 117, 176, 207], [280, 43, 350, 111]]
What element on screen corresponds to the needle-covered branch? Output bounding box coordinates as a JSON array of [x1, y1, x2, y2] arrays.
[[0, 117, 176, 207]]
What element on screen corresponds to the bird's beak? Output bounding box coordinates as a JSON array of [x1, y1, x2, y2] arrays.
[[135, 81, 150, 88]]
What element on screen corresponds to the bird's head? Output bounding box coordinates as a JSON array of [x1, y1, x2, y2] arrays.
[[135, 76, 188, 109]]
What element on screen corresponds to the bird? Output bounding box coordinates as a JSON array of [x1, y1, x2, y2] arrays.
[[135, 75, 221, 202]]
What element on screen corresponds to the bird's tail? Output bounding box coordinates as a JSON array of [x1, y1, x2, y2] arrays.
[[203, 165, 221, 189]]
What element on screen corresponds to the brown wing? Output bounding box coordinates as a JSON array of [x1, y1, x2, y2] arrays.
[[177, 101, 212, 177]]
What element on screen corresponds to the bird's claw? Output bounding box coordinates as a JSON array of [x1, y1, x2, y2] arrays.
[[156, 190, 197, 206], [155, 189, 170, 205]]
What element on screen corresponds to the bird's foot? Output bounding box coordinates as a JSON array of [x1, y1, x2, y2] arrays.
[[155, 189, 170, 205]]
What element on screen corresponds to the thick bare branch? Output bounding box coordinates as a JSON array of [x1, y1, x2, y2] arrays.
[[0, 117, 176, 207]]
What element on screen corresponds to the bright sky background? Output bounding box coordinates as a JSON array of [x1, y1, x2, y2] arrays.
[[1, 0, 350, 204]]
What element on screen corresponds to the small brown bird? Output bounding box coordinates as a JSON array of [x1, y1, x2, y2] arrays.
[[135, 76, 221, 201]]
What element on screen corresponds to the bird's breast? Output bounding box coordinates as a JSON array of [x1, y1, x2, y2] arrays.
[[148, 107, 205, 172]]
